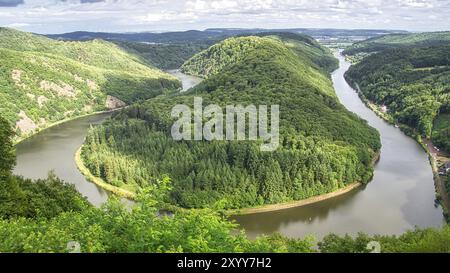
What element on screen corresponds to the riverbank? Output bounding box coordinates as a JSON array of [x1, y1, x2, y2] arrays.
[[346, 78, 450, 218], [229, 182, 362, 215], [230, 150, 380, 215], [75, 146, 136, 200], [14, 107, 124, 146]]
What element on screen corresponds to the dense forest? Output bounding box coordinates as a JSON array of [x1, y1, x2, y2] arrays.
[[81, 34, 381, 209], [345, 44, 450, 153], [0, 115, 449, 252], [0, 27, 180, 139]]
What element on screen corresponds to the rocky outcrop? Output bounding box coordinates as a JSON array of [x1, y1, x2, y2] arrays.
[[105, 95, 126, 110], [40, 80, 77, 98], [15, 110, 37, 135]]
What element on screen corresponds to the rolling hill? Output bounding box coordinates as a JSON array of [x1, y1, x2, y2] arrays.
[[0, 27, 180, 139]]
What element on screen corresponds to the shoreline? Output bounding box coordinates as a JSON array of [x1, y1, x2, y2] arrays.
[[230, 150, 380, 215], [346, 78, 450, 217], [14, 107, 124, 146], [228, 182, 363, 215], [75, 146, 136, 200]]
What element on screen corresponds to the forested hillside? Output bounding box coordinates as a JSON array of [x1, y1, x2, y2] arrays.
[[0, 28, 180, 139], [345, 44, 450, 152], [81, 35, 380, 209]]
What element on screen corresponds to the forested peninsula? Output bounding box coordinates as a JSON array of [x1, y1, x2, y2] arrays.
[[80, 34, 381, 209]]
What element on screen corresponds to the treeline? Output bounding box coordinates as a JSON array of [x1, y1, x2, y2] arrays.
[[82, 36, 380, 209], [345, 44, 450, 152]]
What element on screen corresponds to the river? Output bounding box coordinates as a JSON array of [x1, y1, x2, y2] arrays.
[[13, 53, 445, 239], [231, 53, 444, 238], [167, 69, 203, 92], [14, 112, 112, 207]]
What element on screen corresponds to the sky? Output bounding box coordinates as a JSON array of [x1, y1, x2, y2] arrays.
[[0, 0, 449, 34]]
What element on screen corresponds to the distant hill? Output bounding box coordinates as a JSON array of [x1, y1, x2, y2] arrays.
[[0, 28, 180, 139], [113, 41, 212, 70], [81, 35, 380, 209], [46, 28, 406, 43], [344, 31, 450, 57], [108, 32, 341, 71], [45, 28, 404, 71], [345, 44, 450, 152]]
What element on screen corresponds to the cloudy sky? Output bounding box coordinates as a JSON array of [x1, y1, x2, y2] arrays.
[[0, 0, 449, 34]]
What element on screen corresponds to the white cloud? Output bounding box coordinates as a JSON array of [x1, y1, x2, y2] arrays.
[[0, 0, 448, 33]]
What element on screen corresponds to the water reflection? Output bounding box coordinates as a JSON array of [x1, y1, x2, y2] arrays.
[[14, 113, 113, 206]]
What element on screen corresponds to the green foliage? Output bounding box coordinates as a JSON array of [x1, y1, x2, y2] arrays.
[[251, 32, 339, 73], [0, 177, 315, 253], [345, 44, 450, 151], [0, 27, 180, 138], [181, 37, 265, 78], [181, 34, 338, 78], [0, 112, 314, 253], [82, 36, 380, 209], [446, 175, 450, 216], [1, 173, 449, 252], [432, 114, 450, 153], [319, 226, 450, 253], [0, 116, 15, 179], [0, 173, 90, 219], [115, 41, 211, 70], [0, 117, 89, 219]]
